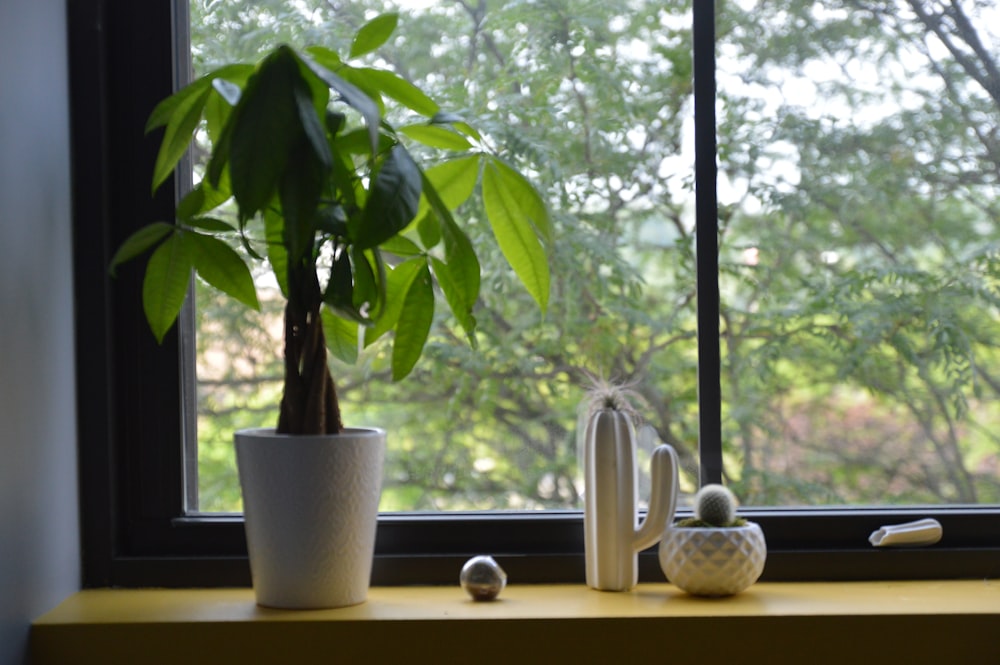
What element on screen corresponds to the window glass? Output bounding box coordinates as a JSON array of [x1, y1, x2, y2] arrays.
[[716, 0, 1000, 506], [186, 0, 1000, 515], [188, 0, 702, 513]]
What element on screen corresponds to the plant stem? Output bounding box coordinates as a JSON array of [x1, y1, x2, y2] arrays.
[[277, 264, 343, 435]]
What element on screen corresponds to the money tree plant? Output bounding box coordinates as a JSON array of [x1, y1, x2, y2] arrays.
[[111, 14, 550, 435]]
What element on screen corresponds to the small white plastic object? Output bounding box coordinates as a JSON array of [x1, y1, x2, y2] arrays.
[[460, 555, 507, 601], [868, 518, 943, 547]]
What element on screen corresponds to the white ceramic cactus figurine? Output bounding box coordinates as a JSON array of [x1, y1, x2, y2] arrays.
[[582, 380, 679, 591]]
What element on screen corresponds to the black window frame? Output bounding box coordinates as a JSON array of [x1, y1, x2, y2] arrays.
[[70, 0, 1000, 589]]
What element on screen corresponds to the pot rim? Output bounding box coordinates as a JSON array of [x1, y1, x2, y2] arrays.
[[664, 521, 762, 532], [235, 426, 386, 439]]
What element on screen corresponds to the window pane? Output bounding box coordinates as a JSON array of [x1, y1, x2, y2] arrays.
[[186, 0, 703, 513], [717, 0, 1000, 505]]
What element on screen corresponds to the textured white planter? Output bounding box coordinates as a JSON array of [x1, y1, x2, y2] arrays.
[[235, 427, 386, 609], [658, 522, 767, 596]]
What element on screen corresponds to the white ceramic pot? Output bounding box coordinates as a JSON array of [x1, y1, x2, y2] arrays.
[[235, 427, 386, 609], [658, 522, 767, 596]]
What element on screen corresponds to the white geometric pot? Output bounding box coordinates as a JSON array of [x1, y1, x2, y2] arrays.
[[658, 522, 767, 596], [235, 427, 386, 609]]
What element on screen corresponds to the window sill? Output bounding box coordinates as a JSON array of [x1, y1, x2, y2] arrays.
[[31, 580, 999, 664]]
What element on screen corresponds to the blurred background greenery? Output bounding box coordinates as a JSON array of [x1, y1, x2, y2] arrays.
[[187, 0, 1000, 513]]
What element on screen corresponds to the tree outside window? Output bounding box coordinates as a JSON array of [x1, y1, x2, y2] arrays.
[[183, 0, 1000, 515]]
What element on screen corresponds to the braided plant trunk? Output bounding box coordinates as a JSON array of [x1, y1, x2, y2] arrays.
[[277, 264, 343, 435]]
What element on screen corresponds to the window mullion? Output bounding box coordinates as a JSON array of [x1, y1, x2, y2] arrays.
[[693, 0, 723, 486]]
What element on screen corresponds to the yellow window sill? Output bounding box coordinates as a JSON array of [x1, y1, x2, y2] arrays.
[[32, 581, 999, 664]]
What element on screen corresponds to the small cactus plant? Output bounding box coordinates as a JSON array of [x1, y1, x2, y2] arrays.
[[661, 483, 765, 595], [676, 484, 747, 527]]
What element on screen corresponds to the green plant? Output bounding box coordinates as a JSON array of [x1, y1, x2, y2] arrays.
[[111, 14, 550, 435], [676, 484, 747, 528]]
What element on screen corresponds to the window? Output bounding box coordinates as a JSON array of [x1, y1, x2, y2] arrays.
[[72, 0, 1000, 588]]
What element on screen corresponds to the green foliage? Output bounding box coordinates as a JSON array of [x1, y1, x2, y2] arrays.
[[183, 0, 1000, 512], [115, 14, 551, 436], [349, 12, 398, 59]]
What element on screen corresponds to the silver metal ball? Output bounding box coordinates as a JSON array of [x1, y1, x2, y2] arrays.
[[460, 555, 507, 601]]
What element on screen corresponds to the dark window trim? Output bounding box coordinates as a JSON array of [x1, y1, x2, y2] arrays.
[[694, 0, 724, 486], [70, 0, 1000, 590]]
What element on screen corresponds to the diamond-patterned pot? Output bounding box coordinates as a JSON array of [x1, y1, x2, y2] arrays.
[[658, 522, 767, 596]]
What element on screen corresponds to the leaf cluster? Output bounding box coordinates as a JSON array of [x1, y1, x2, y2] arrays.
[[111, 14, 551, 384]]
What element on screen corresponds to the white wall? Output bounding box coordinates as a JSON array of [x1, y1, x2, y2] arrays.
[[0, 0, 81, 662]]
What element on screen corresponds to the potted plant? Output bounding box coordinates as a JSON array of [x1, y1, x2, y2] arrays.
[[111, 14, 550, 609], [658, 484, 767, 596]]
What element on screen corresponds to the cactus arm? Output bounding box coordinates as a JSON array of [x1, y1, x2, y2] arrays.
[[633, 444, 679, 552]]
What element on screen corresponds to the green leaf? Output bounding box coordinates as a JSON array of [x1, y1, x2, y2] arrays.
[[184, 232, 259, 311], [146, 64, 253, 133], [202, 68, 255, 146], [151, 85, 211, 194], [439, 213, 481, 326], [304, 46, 342, 72], [351, 246, 379, 312], [392, 263, 434, 381], [334, 127, 396, 157], [203, 91, 231, 148], [315, 205, 349, 238], [293, 74, 333, 169], [328, 144, 359, 213], [350, 13, 399, 59], [228, 47, 303, 218], [416, 212, 441, 249], [379, 234, 424, 256], [175, 187, 206, 221], [431, 111, 482, 143], [354, 144, 422, 249], [418, 155, 480, 219], [263, 209, 289, 297], [418, 165, 479, 322], [365, 257, 423, 347], [487, 156, 552, 241], [145, 78, 210, 134], [300, 52, 382, 156], [431, 256, 477, 345], [356, 68, 439, 116], [482, 159, 550, 313], [324, 248, 357, 316], [142, 232, 193, 343], [399, 125, 472, 151], [109, 222, 174, 276], [335, 64, 388, 115], [321, 307, 359, 365], [176, 180, 230, 220], [205, 106, 237, 190], [185, 217, 236, 233], [279, 137, 327, 265]]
